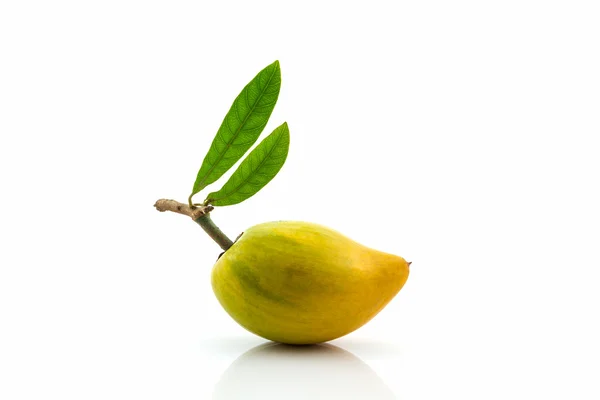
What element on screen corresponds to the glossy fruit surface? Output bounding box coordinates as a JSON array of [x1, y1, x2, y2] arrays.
[[211, 221, 410, 344]]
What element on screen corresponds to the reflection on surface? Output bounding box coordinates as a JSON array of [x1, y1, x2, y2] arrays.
[[213, 342, 396, 399]]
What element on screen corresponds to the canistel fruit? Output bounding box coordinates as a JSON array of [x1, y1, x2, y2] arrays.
[[211, 221, 410, 344], [154, 60, 411, 344]]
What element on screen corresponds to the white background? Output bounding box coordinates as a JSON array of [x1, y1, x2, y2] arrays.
[[1, 1, 599, 399]]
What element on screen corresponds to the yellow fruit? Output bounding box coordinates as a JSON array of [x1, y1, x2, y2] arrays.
[[211, 221, 410, 344]]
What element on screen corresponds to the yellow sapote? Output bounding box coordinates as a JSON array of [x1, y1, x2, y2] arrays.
[[211, 221, 410, 345], [154, 61, 413, 344]]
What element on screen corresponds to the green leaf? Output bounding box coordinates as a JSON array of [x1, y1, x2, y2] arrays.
[[206, 122, 290, 206], [190, 60, 281, 199]]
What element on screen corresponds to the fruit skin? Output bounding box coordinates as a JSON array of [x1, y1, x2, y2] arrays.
[[211, 221, 410, 345]]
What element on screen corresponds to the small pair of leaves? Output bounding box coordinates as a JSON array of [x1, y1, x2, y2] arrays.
[[190, 60, 281, 201], [205, 122, 290, 206]]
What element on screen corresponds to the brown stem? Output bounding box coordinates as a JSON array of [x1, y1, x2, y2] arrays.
[[154, 199, 234, 251], [154, 199, 213, 220]]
